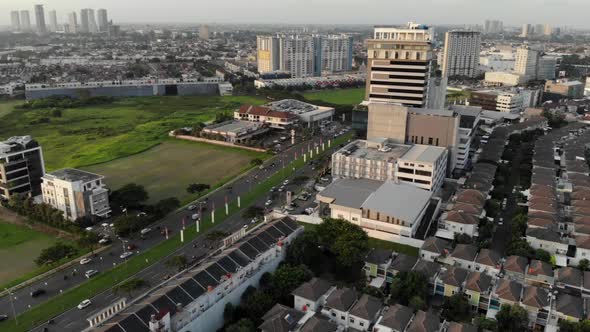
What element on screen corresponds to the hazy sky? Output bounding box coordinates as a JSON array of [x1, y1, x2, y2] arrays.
[[1, 0, 589, 28]]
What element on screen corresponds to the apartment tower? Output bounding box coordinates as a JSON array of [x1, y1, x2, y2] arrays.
[[257, 35, 281, 74], [68, 12, 78, 34], [10, 11, 20, 32], [34, 4, 46, 34], [97, 9, 108, 32], [441, 30, 481, 78], [0, 136, 46, 200], [48, 10, 58, 32]]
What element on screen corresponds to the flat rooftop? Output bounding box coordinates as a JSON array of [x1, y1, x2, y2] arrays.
[[45, 168, 103, 183], [318, 178, 384, 207], [265, 99, 333, 115], [362, 182, 432, 222], [336, 139, 412, 163], [399, 144, 446, 164], [204, 120, 263, 134]]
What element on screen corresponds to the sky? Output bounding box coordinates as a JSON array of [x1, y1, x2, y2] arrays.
[[1, 0, 589, 28]]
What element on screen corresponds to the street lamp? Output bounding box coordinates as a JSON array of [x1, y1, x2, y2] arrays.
[[5, 288, 17, 325]]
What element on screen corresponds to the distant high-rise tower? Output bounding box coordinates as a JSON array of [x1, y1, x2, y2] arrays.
[[365, 22, 445, 108], [257, 35, 281, 74], [10, 11, 21, 32], [442, 30, 481, 78], [199, 25, 210, 40], [68, 12, 78, 33], [483, 19, 503, 34], [20, 10, 31, 31], [515, 47, 539, 81], [97, 9, 108, 32], [34, 4, 46, 34], [280, 35, 316, 78], [521, 24, 531, 38], [48, 10, 58, 32], [543, 24, 552, 36], [80, 9, 91, 33], [88, 9, 98, 33], [318, 34, 354, 74]]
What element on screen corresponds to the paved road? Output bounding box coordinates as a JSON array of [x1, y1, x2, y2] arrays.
[[0, 129, 348, 331]]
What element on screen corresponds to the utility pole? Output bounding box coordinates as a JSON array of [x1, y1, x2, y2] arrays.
[[6, 288, 17, 325]]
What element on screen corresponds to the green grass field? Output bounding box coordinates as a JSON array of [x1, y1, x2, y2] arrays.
[[0, 133, 353, 332], [302, 88, 365, 105], [0, 100, 20, 119], [0, 96, 265, 171], [0, 221, 68, 285], [84, 139, 264, 203]]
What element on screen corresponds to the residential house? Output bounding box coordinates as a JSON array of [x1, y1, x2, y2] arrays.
[[292, 278, 334, 312], [493, 279, 523, 308], [525, 260, 554, 286], [503, 256, 528, 281], [321, 287, 359, 327], [412, 260, 442, 291], [520, 286, 550, 329], [420, 237, 452, 262], [526, 228, 568, 257], [555, 267, 582, 294], [474, 249, 501, 276], [347, 294, 383, 331], [373, 304, 414, 332], [554, 293, 586, 323], [575, 235, 590, 266], [436, 266, 469, 297], [439, 211, 480, 239], [455, 189, 486, 206], [406, 310, 441, 332], [464, 271, 493, 313], [446, 322, 477, 332], [449, 244, 478, 270], [364, 248, 393, 282], [299, 314, 339, 332], [259, 304, 305, 332], [388, 253, 418, 278]]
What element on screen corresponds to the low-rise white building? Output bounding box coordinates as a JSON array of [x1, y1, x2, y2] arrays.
[[41, 168, 111, 221], [395, 144, 447, 192], [484, 71, 522, 87]]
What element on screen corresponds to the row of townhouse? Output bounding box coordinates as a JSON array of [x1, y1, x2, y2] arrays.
[[260, 276, 478, 332]]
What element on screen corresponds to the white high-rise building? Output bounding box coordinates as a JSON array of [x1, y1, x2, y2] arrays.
[[442, 30, 481, 78], [365, 22, 446, 109], [280, 35, 316, 78], [521, 24, 531, 38], [515, 47, 539, 82], [19, 10, 31, 31], [88, 9, 98, 33], [318, 34, 354, 74], [34, 4, 46, 34], [48, 10, 58, 32], [10, 11, 20, 32], [80, 9, 97, 33], [68, 12, 78, 34], [97, 9, 108, 32]]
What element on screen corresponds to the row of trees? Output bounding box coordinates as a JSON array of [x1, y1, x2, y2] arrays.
[[17, 95, 114, 110], [3, 193, 78, 233]]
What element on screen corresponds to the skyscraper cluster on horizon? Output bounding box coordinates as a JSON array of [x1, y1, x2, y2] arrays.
[[9, 5, 110, 35]]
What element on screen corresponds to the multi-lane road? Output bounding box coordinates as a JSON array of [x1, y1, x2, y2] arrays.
[[0, 129, 347, 332]]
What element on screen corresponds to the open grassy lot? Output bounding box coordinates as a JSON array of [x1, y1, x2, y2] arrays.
[[84, 139, 264, 203], [0, 99, 20, 119], [0, 221, 66, 285], [0, 95, 265, 171], [302, 88, 365, 105]]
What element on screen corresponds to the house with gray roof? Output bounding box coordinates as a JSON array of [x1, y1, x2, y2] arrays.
[[373, 304, 414, 332], [555, 293, 586, 322], [298, 314, 339, 332], [388, 253, 418, 277], [525, 260, 554, 286], [348, 294, 383, 331], [556, 266, 582, 293], [364, 248, 393, 282], [446, 322, 477, 332], [259, 303, 305, 332], [292, 278, 334, 313], [449, 244, 478, 271], [503, 255, 528, 280], [420, 237, 452, 262], [474, 249, 501, 276], [321, 287, 359, 327], [406, 310, 440, 332]]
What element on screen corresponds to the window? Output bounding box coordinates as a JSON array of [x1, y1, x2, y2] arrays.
[[341, 315, 345, 320], [360, 322, 365, 327], [350, 318, 355, 323], [332, 312, 336, 317], [428, 137, 433, 145], [420, 136, 424, 144]]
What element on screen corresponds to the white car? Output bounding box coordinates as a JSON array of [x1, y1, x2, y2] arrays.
[[283, 180, 289, 185], [109, 223, 115, 228], [85, 227, 93, 232], [140, 228, 151, 235], [187, 205, 197, 211], [120, 251, 134, 259], [192, 213, 200, 220], [84, 270, 99, 278], [98, 238, 110, 245], [265, 200, 272, 207], [278, 186, 284, 192], [80, 258, 92, 265], [77, 299, 92, 309], [101, 223, 109, 227]]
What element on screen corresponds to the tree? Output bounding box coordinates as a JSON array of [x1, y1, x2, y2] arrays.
[[113, 215, 144, 237], [225, 318, 256, 332], [77, 232, 101, 255], [408, 295, 426, 311], [579, 259, 590, 272], [214, 111, 233, 124], [270, 264, 312, 302], [292, 175, 310, 185], [110, 183, 149, 209], [285, 231, 323, 268], [316, 218, 369, 267], [512, 213, 528, 236], [390, 271, 428, 306], [474, 316, 497, 332], [442, 293, 472, 322], [250, 158, 263, 166], [186, 183, 210, 195], [506, 238, 535, 259], [166, 255, 189, 272], [496, 304, 528, 332], [535, 249, 552, 263], [241, 289, 275, 323], [113, 278, 148, 297], [241, 206, 264, 219], [153, 197, 180, 216], [35, 242, 78, 266]]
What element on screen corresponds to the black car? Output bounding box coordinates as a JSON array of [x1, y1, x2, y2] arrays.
[[30, 289, 46, 297], [0, 314, 8, 321]]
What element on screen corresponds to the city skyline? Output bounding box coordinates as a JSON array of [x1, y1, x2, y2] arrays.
[[1, 0, 590, 28]]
